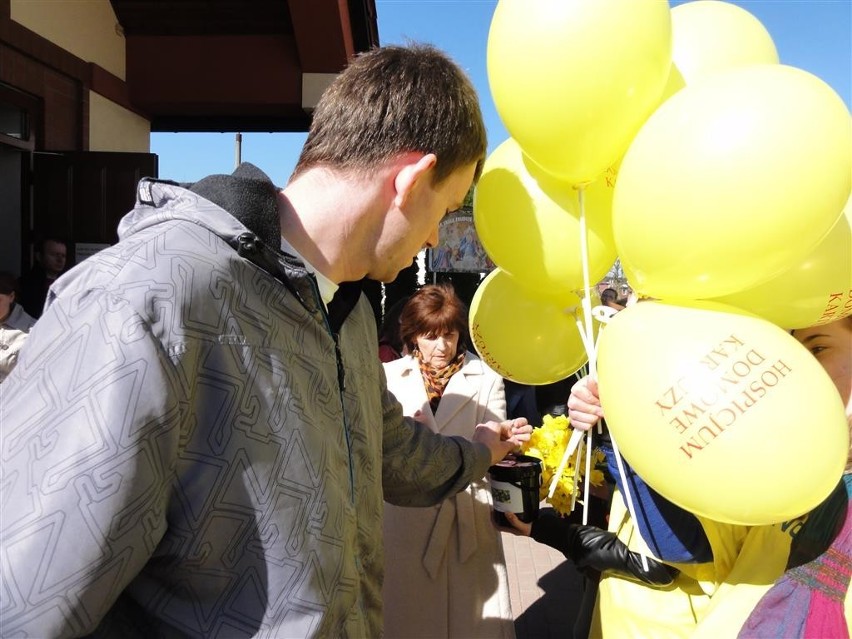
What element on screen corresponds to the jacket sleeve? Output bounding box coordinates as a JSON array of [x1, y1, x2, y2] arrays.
[[0, 289, 183, 637], [530, 511, 575, 556], [603, 440, 712, 563], [380, 380, 492, 507]]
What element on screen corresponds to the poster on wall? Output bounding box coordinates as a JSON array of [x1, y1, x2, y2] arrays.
[[428, 208, 495, 273], [75, 243, 111, 263]]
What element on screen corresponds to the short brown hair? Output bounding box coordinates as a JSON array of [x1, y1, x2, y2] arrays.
[[601, 288, 618, 303], [292, 44, 487, 185], [399, 283, 469, 355], [0, 272, 17, 295]]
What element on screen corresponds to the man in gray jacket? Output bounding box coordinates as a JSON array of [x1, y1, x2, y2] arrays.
[[0, 44, 529, 638]]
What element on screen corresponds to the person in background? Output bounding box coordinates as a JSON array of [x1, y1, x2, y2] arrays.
[[0, 44, 532, 639], [18, 236, 68, 318], [504, 378, 542, 427], [382, 283, 516, 639], [599, 287, 625, 312], [378, 295, 409, 363], [0, 272, 36, 383]]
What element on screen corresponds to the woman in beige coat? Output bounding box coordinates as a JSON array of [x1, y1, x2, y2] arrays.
[[382, 283, 516, 639]]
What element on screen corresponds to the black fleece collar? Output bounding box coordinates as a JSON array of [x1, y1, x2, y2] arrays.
[[188, 163, 281, 249], [190, 163, 368, 334]]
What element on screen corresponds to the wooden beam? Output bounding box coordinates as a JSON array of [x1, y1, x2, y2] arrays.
[[289, 0, 354, 73]]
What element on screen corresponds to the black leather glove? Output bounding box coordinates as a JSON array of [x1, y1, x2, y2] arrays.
[[532, 515, 679, 587], [566, 523, 679, 586]]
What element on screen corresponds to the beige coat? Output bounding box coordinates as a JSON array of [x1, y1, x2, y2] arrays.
[[382, 352, 516, 639]]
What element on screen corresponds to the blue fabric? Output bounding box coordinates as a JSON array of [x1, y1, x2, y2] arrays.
[[602, 440, 712, 563], [504, 379, 543, 426]]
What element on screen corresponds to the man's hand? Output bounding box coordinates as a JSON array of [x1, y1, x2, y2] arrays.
[[472, 418, 532, 465], [567, 376, 604, 432]]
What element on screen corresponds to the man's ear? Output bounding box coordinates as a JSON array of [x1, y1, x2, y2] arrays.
[[393, 153, 437, 208]]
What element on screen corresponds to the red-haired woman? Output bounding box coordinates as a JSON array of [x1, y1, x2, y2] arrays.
[[381, 283, 515, 639]]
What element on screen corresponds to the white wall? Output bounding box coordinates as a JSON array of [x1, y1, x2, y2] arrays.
[[89, 92, 150, 152]]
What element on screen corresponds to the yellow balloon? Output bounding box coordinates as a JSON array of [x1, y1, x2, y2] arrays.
[[473, 138, 618, 303], [597, 299, 849, 525], [715, 200, 852, 329], [469, 269, 590, 385], [614, 64, 851, 300], [672, 0, 779, 85], [487, 0, 671, 184], [660, 63, 686, 105]]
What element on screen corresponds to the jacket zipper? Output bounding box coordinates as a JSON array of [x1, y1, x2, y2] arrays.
[[238, 233, 356, 503], [315, 295, 356, 505]]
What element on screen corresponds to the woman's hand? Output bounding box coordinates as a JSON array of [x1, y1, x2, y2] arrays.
[[567, 376, 604, 432], [508, 417, 532, 447], [499, 511, 532, 536]]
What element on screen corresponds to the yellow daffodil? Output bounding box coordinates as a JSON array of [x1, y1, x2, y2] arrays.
[[521, 414, 606, 515]]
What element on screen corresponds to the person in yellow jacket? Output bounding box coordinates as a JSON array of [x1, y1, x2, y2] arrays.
[[567, 316, 851, 637]]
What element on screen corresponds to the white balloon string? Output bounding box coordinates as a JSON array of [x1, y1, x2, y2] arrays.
[[548, 428, 584, 499], [577, 186, 597, 524], [575, 316, 595, 360], [610, 433, 650, 572], [594, 314, 605, 352], [577, 186, 597, 378], [571, 436, 582, 511], [583, 427, 593, 525]]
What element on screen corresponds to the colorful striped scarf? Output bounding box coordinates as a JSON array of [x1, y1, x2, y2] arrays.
[[739, 474, 852, 638]]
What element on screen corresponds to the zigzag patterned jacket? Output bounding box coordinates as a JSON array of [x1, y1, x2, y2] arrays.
[[0, 168, 492, 638]]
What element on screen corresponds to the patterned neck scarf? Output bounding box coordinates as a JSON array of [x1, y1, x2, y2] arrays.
[[739, 473, 852, 638], [416, 350, 465, 413]]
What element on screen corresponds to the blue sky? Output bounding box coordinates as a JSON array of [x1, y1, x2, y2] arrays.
[[151, 0, 852, 187]]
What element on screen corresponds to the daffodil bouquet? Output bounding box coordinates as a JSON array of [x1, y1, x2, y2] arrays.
[[521, 414, 607, 515]]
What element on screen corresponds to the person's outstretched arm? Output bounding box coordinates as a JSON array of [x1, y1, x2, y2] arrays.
[[502, 510, 679, 587], [381, 376, 531, 507]]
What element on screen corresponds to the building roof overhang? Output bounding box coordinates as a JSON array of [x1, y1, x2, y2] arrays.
[[109, 0, 379, 132]]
